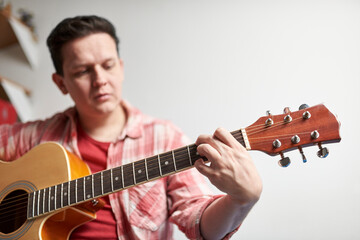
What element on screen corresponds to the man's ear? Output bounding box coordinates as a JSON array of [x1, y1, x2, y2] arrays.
[[52, 73, 68, 94]]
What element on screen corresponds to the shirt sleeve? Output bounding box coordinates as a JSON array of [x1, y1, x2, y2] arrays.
[[0, 121, 39, 161], [0, 110, 74, 161]]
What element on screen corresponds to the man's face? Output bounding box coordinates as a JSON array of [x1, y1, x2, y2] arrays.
[[53, 33, 124, 118]]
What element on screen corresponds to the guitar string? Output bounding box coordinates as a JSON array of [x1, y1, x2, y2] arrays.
[[0, 130, 312, 219], [0, 127, 314, 219], [0, 116, 315, 220], [0, 149, 201, 219], [3, 114, 308, 205]]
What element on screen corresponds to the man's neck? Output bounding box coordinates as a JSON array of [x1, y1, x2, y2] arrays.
[[77, 106, 127, 142]]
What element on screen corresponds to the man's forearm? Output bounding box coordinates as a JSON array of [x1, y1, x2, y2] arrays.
[[200, 194, 257, 240]]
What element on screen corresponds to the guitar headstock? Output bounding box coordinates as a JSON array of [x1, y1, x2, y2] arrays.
[[244, 104, 341, 167]]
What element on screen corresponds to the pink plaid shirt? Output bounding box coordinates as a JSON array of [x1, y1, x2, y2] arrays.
[[0, 101, 238, 239]]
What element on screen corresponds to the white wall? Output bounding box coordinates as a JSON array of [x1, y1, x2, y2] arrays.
[[0, 0, 359, 239]]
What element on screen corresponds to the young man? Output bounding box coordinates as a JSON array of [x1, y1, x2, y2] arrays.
[[0, 16, 262, 239]]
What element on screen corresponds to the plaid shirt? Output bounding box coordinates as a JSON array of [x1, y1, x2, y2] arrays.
[[0, 101, 238, 239]]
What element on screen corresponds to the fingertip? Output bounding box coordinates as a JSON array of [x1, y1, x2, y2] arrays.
[[194, 159, 206, 173]]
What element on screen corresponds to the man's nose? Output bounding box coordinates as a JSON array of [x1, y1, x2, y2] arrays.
[[92, 65, 107, 87]]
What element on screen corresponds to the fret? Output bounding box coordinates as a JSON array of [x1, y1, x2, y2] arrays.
[[69, 180, 76, 205], [62, 182, 69, 207], [39, 189, 44, 215], [56, 184, 62, 209], [54, 185, 57, 210], [77, 178, 84, 202], [134, 159, 147, 184], [144, 158, 149, 180], [92, 175, 95, 198], [188, 144, 200, 165], [101, 172, 104, 195], [49, 186, 55, 212], [172, 150, 177, 172], [123, 163, 135, 188], [75, 179, 78, 203], [132, 162, 136, 184], [68, 182, 71, 206], [60, 184, 64, 208], [44, 188, 49, 213], [53, 186, 57, 211], [38, 189, 44, 215], [112, 167, 123, 191], [147, 155, 161, 179], [47, 187, 50, 212], [83, 177, 86, 200], [157, 155, 162, 176], [34, 190, 38, 217], [174, 147, 192, 171], [93, 172, 102, 197], [110, 169, 114, 192], [159, 152, 175, 175], [187, 145, 192, 166], [103, 169, 112, 194], [27, 191, 34, 218], [121, 166, 125, 189], [84, 176, 93, 200], [36, 190, 40, 216]]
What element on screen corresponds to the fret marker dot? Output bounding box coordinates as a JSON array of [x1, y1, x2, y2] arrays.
[[51, 196, 54, 200], [115, 177, 119, 181], [64, 192, 67, 196], [87, 177, 91, 180], [87, 194, 91, 199], [138, 169, 142, 174], [165, 161, 169, 165]]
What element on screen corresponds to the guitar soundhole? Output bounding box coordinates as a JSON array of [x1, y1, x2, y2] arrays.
[[0, 189, 28, 234]]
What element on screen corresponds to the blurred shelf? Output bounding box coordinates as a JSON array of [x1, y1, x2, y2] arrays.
[[0, 75, 33, 122], [0, 4, 38, 68]]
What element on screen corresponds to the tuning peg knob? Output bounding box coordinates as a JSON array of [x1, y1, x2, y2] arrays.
[[278, 156, 291, 167], [283, 107, 291, 114], [299, 104, 309, 110], [278, 152, 291, 167], [317, 144, 329, 158], [298, 146, 307, 163]]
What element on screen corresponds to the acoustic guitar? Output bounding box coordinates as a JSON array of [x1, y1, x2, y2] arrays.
[[0, 104, 341, 239]]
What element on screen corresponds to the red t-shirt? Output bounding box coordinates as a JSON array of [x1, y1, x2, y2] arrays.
[[70, 124, 118, 239]]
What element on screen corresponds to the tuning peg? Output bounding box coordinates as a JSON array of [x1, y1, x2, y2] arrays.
[[317, 143, 329, 158], [298, 146, 307, 163], [278, 157, 291, 167], [299, 104, 309, 110], [278, 153, 291, 167], [283, 107, 291, 114]]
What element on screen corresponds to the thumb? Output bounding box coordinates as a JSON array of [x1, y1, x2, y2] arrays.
[[194, 158, 212, 177]]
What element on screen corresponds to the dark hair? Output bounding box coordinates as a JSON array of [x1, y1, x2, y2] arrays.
[[46, 15, 120, 75]]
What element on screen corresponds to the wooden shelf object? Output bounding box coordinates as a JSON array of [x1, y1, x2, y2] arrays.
[[0, 75, 33, 122], [0, 4, 38, 68]]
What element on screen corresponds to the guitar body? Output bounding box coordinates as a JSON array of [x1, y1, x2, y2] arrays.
[[0, 142, 98, 240]]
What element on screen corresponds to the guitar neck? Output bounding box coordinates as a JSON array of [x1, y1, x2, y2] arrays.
[[27, 130, 246, 219]]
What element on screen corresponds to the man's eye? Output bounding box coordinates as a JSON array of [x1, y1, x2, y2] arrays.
[[104, 62, 114, 70], [75, 69, 89, 76]]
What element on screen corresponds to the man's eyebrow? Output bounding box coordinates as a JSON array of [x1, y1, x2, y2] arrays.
[[70, 58, 115, 68], [70, 64, 88, 69]]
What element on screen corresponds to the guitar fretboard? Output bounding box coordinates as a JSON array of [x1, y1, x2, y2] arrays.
[[27, 130, 245, 219]]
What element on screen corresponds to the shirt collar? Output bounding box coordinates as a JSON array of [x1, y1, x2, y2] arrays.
[[117, 100, 143, 140], [64, 99, 144, 142]]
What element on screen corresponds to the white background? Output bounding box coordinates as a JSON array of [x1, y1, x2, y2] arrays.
[[0, 0, 359, 239]]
